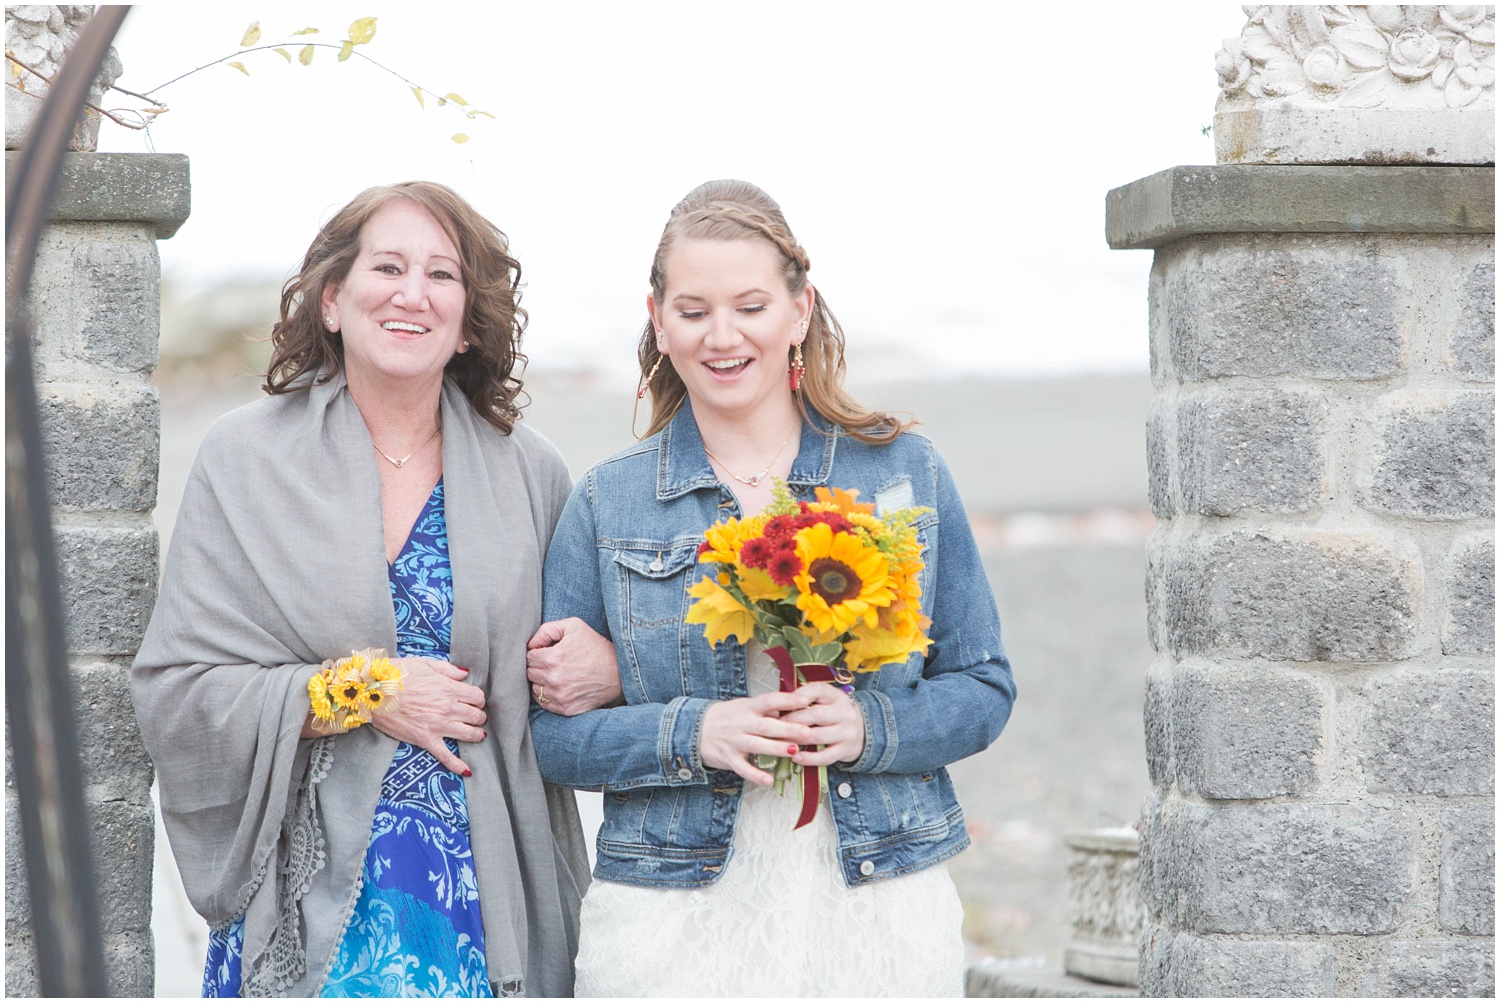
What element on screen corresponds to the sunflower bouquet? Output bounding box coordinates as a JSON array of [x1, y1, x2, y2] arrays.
[[685, 483, 933, 827]]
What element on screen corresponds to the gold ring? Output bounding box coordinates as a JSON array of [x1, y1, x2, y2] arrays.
[[534, 685, 549, 706]]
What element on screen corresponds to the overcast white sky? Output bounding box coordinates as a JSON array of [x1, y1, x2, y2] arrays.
[[98, 3, 1244, 382]]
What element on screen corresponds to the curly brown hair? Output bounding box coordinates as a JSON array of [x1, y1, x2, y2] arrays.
[[636, 179, 911, 444], [264, 181, 528, 432]]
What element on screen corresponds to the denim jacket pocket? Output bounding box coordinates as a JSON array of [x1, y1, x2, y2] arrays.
[[611, 540, 703, 701]]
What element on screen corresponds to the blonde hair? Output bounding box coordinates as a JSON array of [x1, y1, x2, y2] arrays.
[[636, 180, 912, 444]]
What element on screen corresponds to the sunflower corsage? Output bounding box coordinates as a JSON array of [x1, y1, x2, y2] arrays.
[[308, 647, 404, 734], [685, 482, 933, 828]]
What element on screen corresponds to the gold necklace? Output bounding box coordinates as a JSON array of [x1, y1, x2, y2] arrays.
[[702, 426, 797, 488], [373, 422, 441, 468]]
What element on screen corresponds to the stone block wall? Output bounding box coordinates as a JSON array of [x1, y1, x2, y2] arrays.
[[1112, 166, 1494, 997], [4, 151, 189, 997]]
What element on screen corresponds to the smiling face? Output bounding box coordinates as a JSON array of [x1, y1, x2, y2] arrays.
[[321, 199, 468, 396], [649, 237, 813, 426]]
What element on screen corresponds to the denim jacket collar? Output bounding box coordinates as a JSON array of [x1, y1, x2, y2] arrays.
[[656, 398, 838, 501]]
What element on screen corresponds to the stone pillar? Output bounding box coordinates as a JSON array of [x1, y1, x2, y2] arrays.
[[1107, 6, 1495, 997], [4, 10, 189, 989]]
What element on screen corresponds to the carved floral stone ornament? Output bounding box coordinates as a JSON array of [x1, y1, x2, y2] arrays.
[[1213, 6, 1495, 164], [1217, 6, 1495, 109], [4, 4, 123, 151]]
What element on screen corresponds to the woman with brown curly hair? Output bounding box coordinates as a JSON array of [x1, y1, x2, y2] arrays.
[[133, 182, 589, 997]]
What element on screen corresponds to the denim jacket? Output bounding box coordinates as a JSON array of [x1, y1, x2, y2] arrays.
[[530, 401, 1015, 888]]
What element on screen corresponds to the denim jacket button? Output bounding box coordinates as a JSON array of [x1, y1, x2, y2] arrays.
[[837, 782, 853, 798], [858, 860, 875, 876], [677, 767, 693, 780]]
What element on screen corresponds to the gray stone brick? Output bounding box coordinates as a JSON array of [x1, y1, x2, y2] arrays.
[[1357, 938, 1495, 997], [89, 800, 153, 935], [4, 792, 28, 935], [1359, 668, 1495, 796], [70, 240, 160, 373], [1158, 531, 1420, 662], [1145, 397, 1173, 518], [1143, 664, 1172, 788], [1444, 537, 1495, 655], [1364, 392, 1495, 520], [1178, 390, 1328, 516], [37, 381, 160, 512], [1137, 923, 1172, 997], [1166, 241, 1409, 381], [4, 936, 36, 997], [1138, 793, 1170, 925], [103, 929, 155, 997], [1172, 664, 1325, 799], [1165, 801, 1417, 934], [1440, 804, 1496, 935], [1450, 259, 1495, 380], [54, 525, 158, 656], [74, 661, 153, 798], [1167, 936, 1335, 997]]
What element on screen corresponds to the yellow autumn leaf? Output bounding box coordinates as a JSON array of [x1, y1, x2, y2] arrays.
[[338, 40, 355, 61], [347, 16, 378, 44], [291, 27, 319, 35], [442, 92, 469, 106], [298, 45, 314, 66], [685, 577, 756, 646], [272, 47, 291, 62], [227, 61, 249, 76], [411, 86, 424, 108], [738, 566, 791, 603], [451, 133, 470, 144], [240, 21, 261, 46], [470, 109, 496, 119]]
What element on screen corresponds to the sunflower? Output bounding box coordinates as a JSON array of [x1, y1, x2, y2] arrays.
[[331, 675, 366, 711], [698, 516, 763, 565], [308, 672, 334, 721], [792, 522, 894, 635], [686, 575, 758, 646]]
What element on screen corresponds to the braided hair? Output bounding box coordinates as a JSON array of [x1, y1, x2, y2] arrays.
[[636, 180, 911, 444]]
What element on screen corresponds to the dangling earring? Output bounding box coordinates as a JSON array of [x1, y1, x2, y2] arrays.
[[637, 353, 664, 400], [789, 341, 806, 393]]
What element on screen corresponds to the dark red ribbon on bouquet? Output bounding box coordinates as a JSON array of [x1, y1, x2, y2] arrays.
[[765, 645, 839, 829]]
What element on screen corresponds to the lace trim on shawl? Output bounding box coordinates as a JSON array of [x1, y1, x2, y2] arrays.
[[244, 735, 334, 996]]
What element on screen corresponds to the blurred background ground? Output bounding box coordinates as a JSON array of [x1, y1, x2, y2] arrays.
[[149, 326, 1154, 994]]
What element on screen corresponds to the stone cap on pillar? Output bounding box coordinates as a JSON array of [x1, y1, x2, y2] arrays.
[[1105, 164, 1496, 250], [1213, 6, 1495, 165], [4, 151, 191, 239]]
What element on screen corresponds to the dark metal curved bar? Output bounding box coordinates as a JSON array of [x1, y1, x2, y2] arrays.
[[5, 6, 130, 996]]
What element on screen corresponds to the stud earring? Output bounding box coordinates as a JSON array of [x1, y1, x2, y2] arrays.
[[789, 342, 806, 393], [461, 340, 470, 350]]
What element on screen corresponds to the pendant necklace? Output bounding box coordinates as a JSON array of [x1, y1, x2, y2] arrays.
[[703, 425, 797, 488], [373, 421, 441, 469]]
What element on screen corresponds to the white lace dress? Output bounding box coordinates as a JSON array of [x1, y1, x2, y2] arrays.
[[573, 646, 966, 998]]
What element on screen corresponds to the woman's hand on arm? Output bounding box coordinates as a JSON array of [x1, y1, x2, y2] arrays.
[[783, 682, 866, 767], [700, 692, 815, 787], [301, 657, 487, 775], [525, 617, 623, 716]]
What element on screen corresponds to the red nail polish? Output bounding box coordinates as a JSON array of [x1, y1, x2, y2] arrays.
[[462, 768, 472, 777], [456, 666, 470, 674], [786, 744, 799, 756], [481, 731, 488, 740]]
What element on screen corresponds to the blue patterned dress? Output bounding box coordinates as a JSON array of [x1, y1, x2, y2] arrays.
[[203, 480, 493, 997]]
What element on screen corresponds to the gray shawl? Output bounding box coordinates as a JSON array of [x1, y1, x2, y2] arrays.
[[131, 373, 589, 997]]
